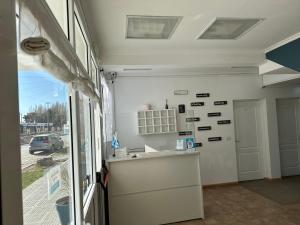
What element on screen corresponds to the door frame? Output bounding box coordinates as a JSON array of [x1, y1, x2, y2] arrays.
[[233, 99, 267, 181]]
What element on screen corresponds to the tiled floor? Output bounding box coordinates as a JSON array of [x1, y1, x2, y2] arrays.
[[170, 184, 300, 225]]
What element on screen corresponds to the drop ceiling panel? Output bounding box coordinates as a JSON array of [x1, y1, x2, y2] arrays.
[[83, 0, 300, 65], [126, 16, 182, 39], [198, 18, 263, 40]]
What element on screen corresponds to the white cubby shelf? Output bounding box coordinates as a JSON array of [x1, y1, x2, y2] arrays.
[[137, 109, 177, 135]]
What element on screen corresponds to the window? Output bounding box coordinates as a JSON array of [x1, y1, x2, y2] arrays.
[[45, 0, 69, 37], [78, 93, 93, 202], [91, 58, 97, 86], [19, 71, 74, 225], [75, 14, 88, 70]]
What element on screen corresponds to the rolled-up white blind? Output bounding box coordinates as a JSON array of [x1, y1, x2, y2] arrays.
[[19, 0, 100, 102]]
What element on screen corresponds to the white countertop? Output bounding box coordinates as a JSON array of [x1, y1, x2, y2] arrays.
[[107, 149, 201, 163]]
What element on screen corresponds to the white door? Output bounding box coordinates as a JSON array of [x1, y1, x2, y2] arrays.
[[277, 99, 300, 176], [234, 101, 264, 181]]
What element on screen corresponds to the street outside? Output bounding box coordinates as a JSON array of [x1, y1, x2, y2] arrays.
[[21, 135, 70, 170], [21, 134, 71, 225]]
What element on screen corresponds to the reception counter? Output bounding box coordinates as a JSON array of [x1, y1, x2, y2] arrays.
[[107, 148, 204, 225]]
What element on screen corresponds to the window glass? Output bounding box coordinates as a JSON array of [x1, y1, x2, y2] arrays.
[[91, 58, 97, 86], [19, 70, 74, 225], [78, 93, 93, 201], [45, 0, 69, 37], [94, 104, 102, 172], [75, 14, 88, 70]]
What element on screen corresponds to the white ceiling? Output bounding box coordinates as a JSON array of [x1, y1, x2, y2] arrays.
[[83, 0, 300, 69]]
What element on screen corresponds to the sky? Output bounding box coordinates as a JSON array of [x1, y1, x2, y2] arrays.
[[18, 71, 68, 116]]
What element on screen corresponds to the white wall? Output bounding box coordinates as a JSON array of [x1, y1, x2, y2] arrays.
[[113, 74, 300, 185]]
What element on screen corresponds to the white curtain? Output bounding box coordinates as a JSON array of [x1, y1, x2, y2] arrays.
[[101, 75, 113, 142], [19, 0, 100, 101]]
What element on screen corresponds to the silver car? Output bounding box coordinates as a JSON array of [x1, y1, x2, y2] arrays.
[[29, 134, 64, 154]]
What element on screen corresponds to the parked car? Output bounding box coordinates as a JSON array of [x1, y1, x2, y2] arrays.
[[29, 134, 64, 154]]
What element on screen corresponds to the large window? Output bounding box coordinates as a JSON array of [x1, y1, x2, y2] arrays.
[[75, 13, 88, 70], [45, 0, 69, 37], [19, 70, 74, 225], [78, 93, 93, 202], [16, 1, 102, 224]]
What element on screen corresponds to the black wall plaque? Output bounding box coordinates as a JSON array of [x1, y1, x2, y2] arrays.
[[208, 137, 222, 142], [214, 101, 228, 105], [191, 102, 205, 107], [194, 142, 203, 147], [198, 126, 212, 131], [178, 104, 185, 113], [218, 120, 231, 125], [208, 112, 221, 117], [186, 117, 200, 122], [178, 131, 193, 136], [196, 93, 210, 98]]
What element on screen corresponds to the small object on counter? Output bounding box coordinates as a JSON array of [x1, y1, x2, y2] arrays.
[[165, 99, 169, 109], [176, 139, 186, 151], [112, 132, 120, 157], [185, 137, 195, 149]]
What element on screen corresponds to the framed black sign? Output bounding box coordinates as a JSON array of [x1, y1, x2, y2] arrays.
[[214, 101, 228, 105], [208, 137, 222, 142], [196, 93, 210, 98], [178, 104, 185, 113], [191, 102, 204, 107], [198, 126, 212, 131], [194, 142, 202, 147], [186, 117, 200, 122], [208, 112, 221, 117], [178, 131, 193, 136], [218, 120, 231, 125]]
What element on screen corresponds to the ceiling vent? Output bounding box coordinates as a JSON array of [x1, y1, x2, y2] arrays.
[[126, 15, 182, 39], [197, 18, 264, 40]]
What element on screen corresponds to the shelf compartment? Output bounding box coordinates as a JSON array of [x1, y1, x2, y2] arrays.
[[138, 119, 146, 126], [161, 125, 169, 133], [147, 126, 154, 134], [146, 111, 153, 118], [153, 110, 160, 117], [161, 110, 168, 117], [169, 125, 176, 132], [146, 119, 153, 125], [168, 117, 175, 125], [138, 127, 146, 135], [138, 111, 145, 118], [154, 118, 161, 126], [168, 109, 175, 117], [161, 118, 168, 125], [154, 126, 161, 133]]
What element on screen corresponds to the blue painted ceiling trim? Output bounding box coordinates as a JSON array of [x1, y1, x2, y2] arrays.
[[266, 37, 300, 72]]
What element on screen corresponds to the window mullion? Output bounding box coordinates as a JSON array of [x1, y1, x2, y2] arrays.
[[70, 90, 84, 224]]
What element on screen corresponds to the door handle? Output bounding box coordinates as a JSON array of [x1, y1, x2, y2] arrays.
[[235, 140, 240, 143]]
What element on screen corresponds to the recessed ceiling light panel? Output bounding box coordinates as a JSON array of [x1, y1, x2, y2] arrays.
[[198, 18, 264, 40], [126, 15, 182, 39]]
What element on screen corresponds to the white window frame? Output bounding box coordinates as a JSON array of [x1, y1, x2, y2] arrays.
[[3, 0, 103, 224], [44, 0, 70, 39], [74, 5, 89, 73]]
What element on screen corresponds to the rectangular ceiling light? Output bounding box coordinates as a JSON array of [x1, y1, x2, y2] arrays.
[[198, 18, 264, 40], [126, 15, 182, 39]]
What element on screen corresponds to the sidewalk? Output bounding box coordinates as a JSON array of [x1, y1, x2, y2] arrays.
[[23, 168, 71, 225]]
